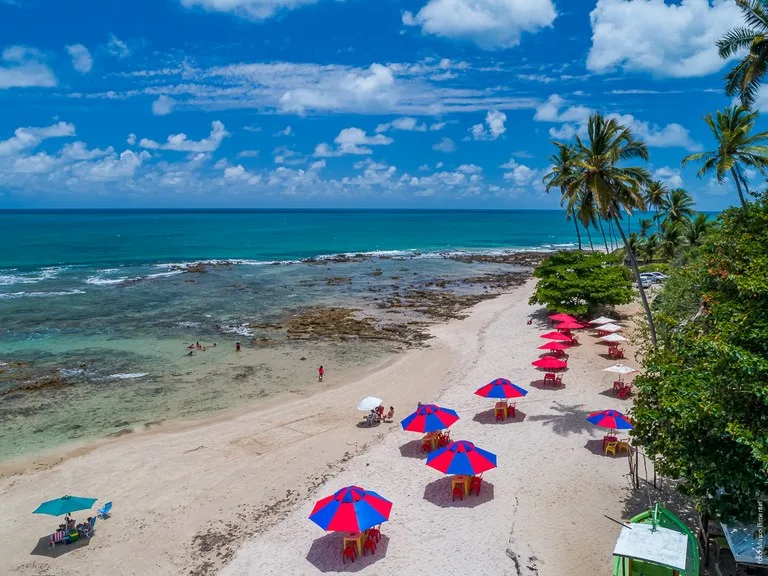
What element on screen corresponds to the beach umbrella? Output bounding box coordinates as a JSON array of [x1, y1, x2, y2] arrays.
[[538, 341, 571, 352], [586, 409, 633, 430], [400, 404, 459, 433], [556, 320, 585, 330], [540, 331, 572, 341], [596, 323, 622, 333], [603, 364, 637, 376], [474, 378, 528, 399], [309, 486, 392, 532], [549, 313, 577, 322], [426, 440, 497, 476], [589, 316, 616, 325], [599, 334, 628, 343], [532, 356, 567, 370], [357, 396, 382, 411], [33, 495, 97, 517]]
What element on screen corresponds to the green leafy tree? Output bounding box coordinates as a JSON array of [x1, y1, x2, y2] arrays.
[[529, 251, 633, 316], [632, 200, 768, 522], [544, 143, 583, 251], [718, 0, 768, 109], [645, 180, 669, 225], [662, 188, 695, 228], [683, 105, 768, 208], [684, 213, 714, 246], [643, 233, 659, 263], [639, 218, 653, 238], [658, 222, 687, 261]]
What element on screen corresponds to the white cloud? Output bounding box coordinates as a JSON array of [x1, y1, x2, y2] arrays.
[[60, 141, 113, 161], [403, 0, 557, 49], [587, 0, 743, 78], [653, 166, 684, 189], [0, 121, 75, 156], [139, 120, 230, 152], [127, 133, 137, 146], [432, 137, 456, 152], [607, 113, 701, 151], [0, 45, 57, 89], [152, 95, 175, 116], [375, 117, 428, 133], [430, 122, 447, 131], [274, 125, 292, 137], [237, 149, 260, 158], [500, 158, 545, 190], [66, 44, 93, 74], [313, 127, 393, 157], [457, 164, 482, 174], [469, 110, 506, 140], [243, 125, 262, 132], [534, 94, 591, 123], [309, 159, 326, 170], [222, 163, 262, 184], [74, 150, 150, 181], [107, 34, 130, 59], [179, 0, 320, 20]]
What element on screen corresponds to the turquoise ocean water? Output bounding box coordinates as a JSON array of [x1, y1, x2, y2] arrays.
[[0, 209, 581, 459]]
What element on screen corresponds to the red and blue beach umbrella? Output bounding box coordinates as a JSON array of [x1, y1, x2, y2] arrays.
[[400, 404, 459, 433], [586, 409, 633, 430], [309, 486, 392, 532], [474, 378, 528, 399], [426, 440, 497, 476]]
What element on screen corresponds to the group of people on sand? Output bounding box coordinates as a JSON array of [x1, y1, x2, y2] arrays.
[[366, 404, 394, 425]]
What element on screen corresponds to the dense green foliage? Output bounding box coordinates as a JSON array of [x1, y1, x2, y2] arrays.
[[529, 251, 633, 315], [632, 201, 768, 522]]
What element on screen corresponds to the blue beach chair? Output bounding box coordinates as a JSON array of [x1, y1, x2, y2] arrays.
[[97, 501, 112, 519]]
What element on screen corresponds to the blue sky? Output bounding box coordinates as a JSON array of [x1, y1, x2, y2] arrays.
[[0, 0, 761, 209]]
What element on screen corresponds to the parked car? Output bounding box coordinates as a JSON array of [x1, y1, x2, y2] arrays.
[[646, 272, 668, 282], [636, 273, 654, 289]]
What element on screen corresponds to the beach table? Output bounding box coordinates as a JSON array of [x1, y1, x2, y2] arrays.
[[451, 475, 470, 496], [422, 431, 442, 452], [343, 532, 366, 557], [495, 401, 507, 420]]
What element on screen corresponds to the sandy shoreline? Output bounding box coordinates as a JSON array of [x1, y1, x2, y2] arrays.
[[0, 280, 641, 576]]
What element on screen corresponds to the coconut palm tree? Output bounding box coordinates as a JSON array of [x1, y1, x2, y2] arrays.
[[658, 223, 687, 261], [639, 218, 653, 238], [643, 233, 659, 263], [544, 142, 582, 250], [718, 0, 768, 109], [575, 190, 598, 251], [682, 105, 768, 208], [684, 213, 714, 246], [662, 188, 695, 228], [566, 113, 657, 345], [645, 180, 669, 225]]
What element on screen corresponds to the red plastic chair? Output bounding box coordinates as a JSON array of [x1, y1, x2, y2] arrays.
[[618, 384, 632, 399], [495, 409, 504, 421], [342, 544, 356, 564], [452, 485, 464, 501], [421, 439, 432, 452], [367, 527, 381, 543], [555, 376, 563, 387], [508, 403, 516, 418], [470, 476, 482, 496], [363, 537, 376, 556]]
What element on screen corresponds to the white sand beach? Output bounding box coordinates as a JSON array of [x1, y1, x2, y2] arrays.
[[0, 280, 640, 576]]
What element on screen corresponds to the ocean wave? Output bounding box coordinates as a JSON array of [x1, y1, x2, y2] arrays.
[[85, 269, 183, 286], [220, 324, 254, 337], [177, 321, 201, 328], [0, 266, 67, 286], [86, 276, 129, 285], [105, 372, 148, 380], [0, 289, 86, 300], [60, 368, 86, 377]]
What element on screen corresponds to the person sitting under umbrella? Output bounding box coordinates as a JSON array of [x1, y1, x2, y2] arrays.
[[383, 406, 394, 422]]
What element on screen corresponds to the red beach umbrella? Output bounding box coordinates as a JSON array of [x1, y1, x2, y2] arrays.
[[426, 440, 497, 476], [540, 331, 572, 341], [549, 313, 577, 322], [538, 341, 571, 351], [309, 486, 392, 532], [556, 320, 585, 330], [532, 356, 568, 370]]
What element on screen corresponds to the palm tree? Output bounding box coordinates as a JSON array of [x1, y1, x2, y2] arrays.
[[658, 223, 687, 261], [575, 191, 598, 251], [544, 143, 582, 251], [645, 180, 669, 225], [662, 188, 695, 228], [684, 213, 714, 246], [682, 105, 768, 208], [643, 233, 659, 263], [718, 0, 768, 109], [565, 113, 658, 345], [639, 218, 653, 238]]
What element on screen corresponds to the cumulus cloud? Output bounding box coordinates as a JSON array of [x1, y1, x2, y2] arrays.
[[139, 121, 230, 152], [179, 0, 320, 20], [607, 113, 701, 151], [74, 150, 150, 181], [534, 95, 591, 124], [500, 158, 546, 191], [152, 95, 175, 116], [221, 163, 262, 185], [274, 125, 292, 137], [0, 121, 75, 156], [107, 34, 130, 59], [237, 149, 260, 158], [432, 137, 456, 152], [375, 117, 428, 133], [403, 0, 557, 49], [587, 0, 743, 77], [469, 110, 506, 140], [653, 166, 684, 189], [0, 45, 57, 89], [127, 133, 137, 146], [66, 44, 92, 74], [313, 127, 393, 157]]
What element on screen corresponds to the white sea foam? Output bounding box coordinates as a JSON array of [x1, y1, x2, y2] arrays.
[[0, 266, 66, 286], [177, 321, 201, 328], [86, 276, 129, 285], [60, 368, 86, 377], [0, 289, 86, 300], [221, 324, 254, 337], [105, 372, 148, 380]]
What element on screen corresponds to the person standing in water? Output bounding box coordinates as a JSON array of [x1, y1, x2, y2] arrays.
[[318, 365, 325, 382]]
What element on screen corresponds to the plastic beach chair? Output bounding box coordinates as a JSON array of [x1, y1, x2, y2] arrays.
[[97, 501, 112, 519]]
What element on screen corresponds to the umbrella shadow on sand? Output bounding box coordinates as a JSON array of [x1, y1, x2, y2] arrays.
[[527, 402, 595, 437], [529, 378, 566, 391], [472, 408, 527, 425], [305, 533, 389, 572], [422, 477, 495, 508], [398, 439, 427, 459], [30, 536, 90, 558]]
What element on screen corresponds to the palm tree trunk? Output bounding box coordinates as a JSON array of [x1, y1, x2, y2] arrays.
[[598, 218, 610, 253], [585, 226, 594, 251], [573, 218, 583, 251], [730, 167, 748, 208], [608, 218, 617, 251], [614, 217, 658, 347]]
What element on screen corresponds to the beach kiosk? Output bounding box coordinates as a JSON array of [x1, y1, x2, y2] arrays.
[[612, 503, 699, 576]]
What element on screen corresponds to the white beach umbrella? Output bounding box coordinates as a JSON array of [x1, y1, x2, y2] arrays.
[[599, 334, 628, 343], [603, 364, 637, 375], [596, 323, 622, 333], [357, 396, 383, 411], [590, 316, 616, 325]]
